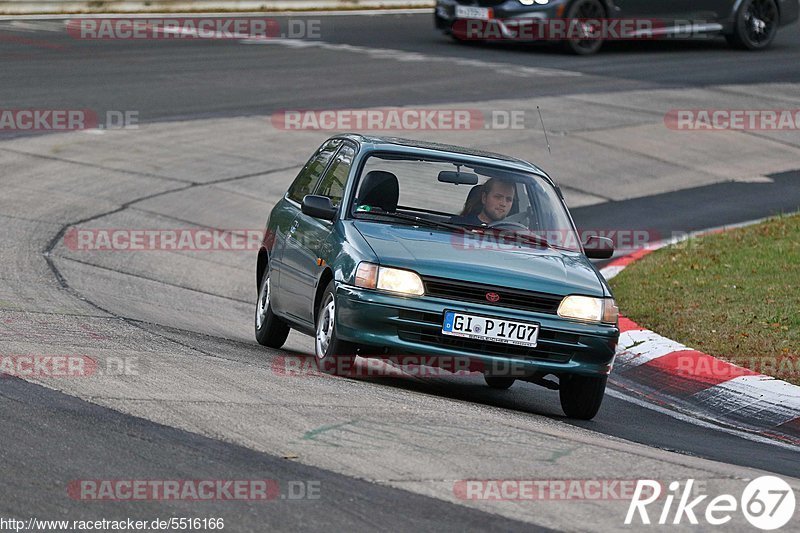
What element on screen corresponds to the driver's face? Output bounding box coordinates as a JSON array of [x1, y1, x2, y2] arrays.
[[481, 182, 515, 222]]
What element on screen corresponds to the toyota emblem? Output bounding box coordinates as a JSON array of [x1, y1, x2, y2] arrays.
[[485, 292, 500, 303]]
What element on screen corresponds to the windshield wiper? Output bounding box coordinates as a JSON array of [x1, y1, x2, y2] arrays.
[[356, 211, 575, 251], [505, 231, 551, 249], [508, 231, 576, 252], [472, 227, 560, 251], [357, 210, 467, 233]]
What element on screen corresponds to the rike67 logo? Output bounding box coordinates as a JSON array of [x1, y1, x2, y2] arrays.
[[626, 476, 795, 530]]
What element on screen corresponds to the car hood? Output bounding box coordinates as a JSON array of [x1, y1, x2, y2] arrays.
[[352, 221, 605, 297]]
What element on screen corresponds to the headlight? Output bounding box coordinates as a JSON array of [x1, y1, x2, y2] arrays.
[[354, 262, 425, 296], [558, 296, 618, 324], [520, 0, 549, 4], [519, 0, 535, 5]]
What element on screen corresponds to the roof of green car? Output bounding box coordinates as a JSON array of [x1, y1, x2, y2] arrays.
[[333, 133, 550, 180]]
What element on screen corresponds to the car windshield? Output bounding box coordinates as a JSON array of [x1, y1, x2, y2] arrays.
[[349, 153, 582, 252]]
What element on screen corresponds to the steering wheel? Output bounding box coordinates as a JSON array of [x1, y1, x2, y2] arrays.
[[487, 220, 528, 231]]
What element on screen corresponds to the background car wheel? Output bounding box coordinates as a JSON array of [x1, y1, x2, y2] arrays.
[[559, 374, 607, 420], [484, 376, 515, 389], [254, 269, 290, 348], [726, 0, 779, 50], [315, 281, 358, 375], [564, 0, 606, 55]]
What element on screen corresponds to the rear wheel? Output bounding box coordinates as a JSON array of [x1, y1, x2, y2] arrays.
[[726, 0, 779, 50], [315, 281, 358, 375], [484, 375, 515, 389], [564, 0, 606, 55], [559, 374, 607, 420], [254, 269, 290, 348]]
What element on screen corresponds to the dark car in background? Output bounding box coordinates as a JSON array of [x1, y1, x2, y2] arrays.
[[255, 134, 620, 420], [435, 0, 799, 54]]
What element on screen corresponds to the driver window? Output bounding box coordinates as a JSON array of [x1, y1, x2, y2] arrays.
[[315, 144, 355, 208], [287, 139, 341, 203]]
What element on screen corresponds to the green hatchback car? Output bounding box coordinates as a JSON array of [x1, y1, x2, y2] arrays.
[[255, 134, 620, 419]]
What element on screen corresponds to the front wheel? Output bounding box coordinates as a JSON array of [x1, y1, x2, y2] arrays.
[[563, 0, 606, 55], [315, 281, 358, 375], [255, 269, 290, 348], [559, 374, 607, 420], [726, 0, 779, 50]]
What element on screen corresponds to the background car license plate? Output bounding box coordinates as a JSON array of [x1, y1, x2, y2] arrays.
[[442, 311, 539, 348], [455, 6, 491, 20]]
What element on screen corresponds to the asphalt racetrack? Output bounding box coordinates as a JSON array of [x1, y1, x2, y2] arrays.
[[1, 11, 800, 531]]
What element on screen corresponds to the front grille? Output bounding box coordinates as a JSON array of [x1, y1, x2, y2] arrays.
[[422, 276, 562, 314], [397, 310, 579, 362], [457, 0, 508, 6]]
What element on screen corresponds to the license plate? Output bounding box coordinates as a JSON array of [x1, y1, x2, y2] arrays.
[[442, 311, 539, 348], [455, 5, 491, 20]]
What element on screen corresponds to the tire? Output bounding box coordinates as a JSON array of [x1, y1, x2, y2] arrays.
[[563, 0, 606, 55], [314, 281, 358, 375], [255, 268, 290, 348], [484, 376, 515, 389], [726, 0, 779, 50], [559, 374, 607, 420]]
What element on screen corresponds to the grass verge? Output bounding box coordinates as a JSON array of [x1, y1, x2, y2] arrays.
[[610, 214, 799, 385]]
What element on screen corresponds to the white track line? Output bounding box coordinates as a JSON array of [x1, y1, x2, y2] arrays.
[[605, 388, 800, 452], [241, 38, 583, 77]]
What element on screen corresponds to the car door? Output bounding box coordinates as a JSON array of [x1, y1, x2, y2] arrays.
[[681, 0, 732, 23], [270, 139, 341, 314], [613, 0, 694, 24], [280, 142, 356, 324]]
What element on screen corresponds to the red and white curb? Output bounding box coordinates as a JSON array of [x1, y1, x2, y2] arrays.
[[600, 225, 800, 446]]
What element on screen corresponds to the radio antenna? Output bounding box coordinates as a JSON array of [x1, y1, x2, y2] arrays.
[[537, 106, 551, 155]]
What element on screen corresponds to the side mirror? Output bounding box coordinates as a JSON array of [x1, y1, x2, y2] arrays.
[[301, 195, 337, 221], [583, 235, 614, 259]]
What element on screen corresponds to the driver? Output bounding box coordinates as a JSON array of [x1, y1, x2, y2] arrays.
[[450, 177, 515, 226]]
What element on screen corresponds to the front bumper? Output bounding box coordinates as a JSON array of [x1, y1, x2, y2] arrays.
[[336, 284, 618, 377], [435, 0, 567, 31]]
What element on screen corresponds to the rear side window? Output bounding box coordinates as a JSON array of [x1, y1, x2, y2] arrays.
[[287, 139, 342, 203], [314, 144, 356, 208]]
